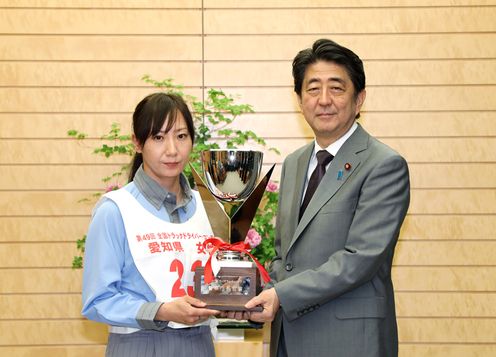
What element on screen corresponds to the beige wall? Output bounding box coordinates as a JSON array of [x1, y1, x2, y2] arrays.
[[1, 1, 495, 356]]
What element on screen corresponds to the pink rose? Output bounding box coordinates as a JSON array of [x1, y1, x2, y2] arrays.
[[105, 183, 121, 193], [245, 228, 262, 248], [266, 181, 278, 192]]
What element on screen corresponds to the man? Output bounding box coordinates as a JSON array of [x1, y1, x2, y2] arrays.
[[245, 39, 410, 357]]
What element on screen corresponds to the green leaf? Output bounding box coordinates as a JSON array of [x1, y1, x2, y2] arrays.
[[76, 236, 86, 252], [72, 256, 83, 269]]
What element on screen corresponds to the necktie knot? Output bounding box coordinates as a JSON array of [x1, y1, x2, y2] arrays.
[[316, 150, 333, 167]]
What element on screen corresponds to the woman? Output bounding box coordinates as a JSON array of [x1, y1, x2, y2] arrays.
[[82, 93, 220, 356]]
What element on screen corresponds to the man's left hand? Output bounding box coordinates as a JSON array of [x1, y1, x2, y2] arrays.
[[244, 288, 280, 322]]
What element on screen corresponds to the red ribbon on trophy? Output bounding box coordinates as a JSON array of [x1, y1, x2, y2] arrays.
[[202, 237, 271, 284]]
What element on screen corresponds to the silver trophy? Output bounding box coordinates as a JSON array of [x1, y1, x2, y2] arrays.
[[191, 150, 274, 311]]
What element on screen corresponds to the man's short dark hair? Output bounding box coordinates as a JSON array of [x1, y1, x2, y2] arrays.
[[292, 39, 366, 98]]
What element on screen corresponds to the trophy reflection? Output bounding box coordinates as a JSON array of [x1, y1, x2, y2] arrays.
[[191, 150, 274, 311]]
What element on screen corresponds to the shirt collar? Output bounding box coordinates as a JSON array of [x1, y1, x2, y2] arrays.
[[133, 165, 193, 211], [314, 122, 358, 156]]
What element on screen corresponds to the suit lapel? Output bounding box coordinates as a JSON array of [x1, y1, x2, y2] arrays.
[[287, 143, 314, 235], [288, 125, 370, 253]]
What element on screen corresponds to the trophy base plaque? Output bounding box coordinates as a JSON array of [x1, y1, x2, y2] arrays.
[[194, 266, 263, 312]]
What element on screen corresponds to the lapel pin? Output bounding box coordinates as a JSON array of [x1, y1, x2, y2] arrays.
[[344, 163, 352, 171], [337, 170, 343, 180]]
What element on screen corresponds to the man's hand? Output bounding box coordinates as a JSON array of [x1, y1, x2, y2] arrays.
[[244, 288, 280, 322], [155, 295, 220, 325]]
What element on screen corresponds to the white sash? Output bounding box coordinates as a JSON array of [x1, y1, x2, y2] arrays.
[[105, 189, 215, 331]]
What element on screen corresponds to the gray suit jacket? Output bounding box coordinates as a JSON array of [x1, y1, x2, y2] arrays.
[[270, 124, 410, 357]]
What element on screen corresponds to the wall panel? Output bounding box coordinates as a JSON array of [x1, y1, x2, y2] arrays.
[[1, 165, 128, 190], [394, 241, 496, 265], [0, 217, 90, 242], [204, 34, 496, 60], [393, 267, 496, 291], [0, 36, 203, 60], [0, 62, 202, 87], [399, 345, 496, 357], [205, 0, 495, 8], [401, 215, 496, 239], [1, 294, 83, 319], [0, 88, 202, 112], [203, 7, 496, 34], [0, 242, 78, 268], [0, 346, 107, 357], [395, 292, 496, 317], [0, 9, 202, 34], [2, 111, 495, 140], [1, 1, 495, 356], [0, 0, 200, 7], [0, 269, 83, 294], [398, 318, 496, 343], [204, 59, 496, 86]]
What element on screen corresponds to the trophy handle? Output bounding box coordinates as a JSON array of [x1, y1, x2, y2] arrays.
[[190, 164, 231, 241], [230, 164, 275, 243]]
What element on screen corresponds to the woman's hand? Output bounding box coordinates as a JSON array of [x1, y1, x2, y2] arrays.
[[155, 296, 220, 325]]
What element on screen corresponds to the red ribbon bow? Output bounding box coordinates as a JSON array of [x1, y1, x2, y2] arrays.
[[202, 237, 271, 285]]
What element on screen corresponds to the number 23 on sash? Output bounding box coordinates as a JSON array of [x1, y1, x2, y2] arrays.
[[170, 259, 202, 297]]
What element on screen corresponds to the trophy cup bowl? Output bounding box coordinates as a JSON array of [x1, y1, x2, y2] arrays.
[[190, 150, 275, 312], [201, 150, 263, 202]]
